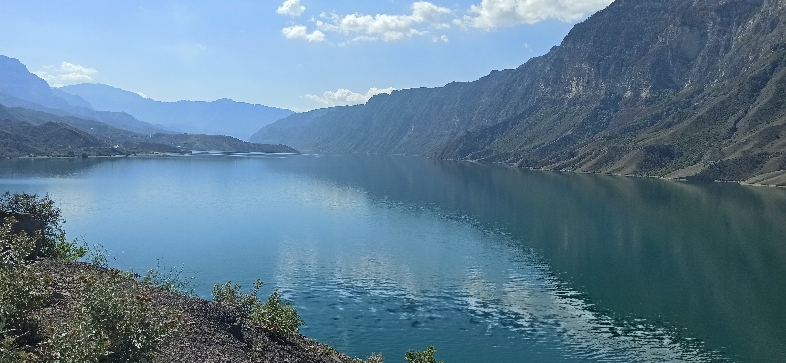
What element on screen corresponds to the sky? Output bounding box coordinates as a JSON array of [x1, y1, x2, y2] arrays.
[[0, 0, 613, 111]]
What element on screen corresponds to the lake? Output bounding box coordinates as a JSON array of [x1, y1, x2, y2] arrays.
[[1, 154, 784, 362]]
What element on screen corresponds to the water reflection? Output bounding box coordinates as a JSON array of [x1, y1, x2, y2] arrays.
[[0, 157, 119, 178], [264, 155, 786, 362], [0, 155, 783, 362]]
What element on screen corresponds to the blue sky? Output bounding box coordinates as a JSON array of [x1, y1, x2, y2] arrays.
[[0, 0, 612, 111]]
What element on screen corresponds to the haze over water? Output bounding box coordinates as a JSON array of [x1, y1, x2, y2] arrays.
[[1, 155, 784, 362]]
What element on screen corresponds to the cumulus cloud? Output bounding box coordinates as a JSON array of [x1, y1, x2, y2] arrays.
[[282, 25, 326, 42], [33, 62, 97, 87], [277, 0, 305, 17], [306, 87, 395, 107], [459, 0, 613, 29], [315, 1, 451, 42], [433, 35, 449, 42]]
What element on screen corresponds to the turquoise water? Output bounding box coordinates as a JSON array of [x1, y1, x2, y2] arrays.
[[1, 155, 784, 362]]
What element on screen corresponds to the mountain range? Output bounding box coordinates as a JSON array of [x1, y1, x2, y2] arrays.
[[251, 0, 786, 185], [0, 56, 296, 156], [60, 84, 293, 141], [0, 55, 166, 135]]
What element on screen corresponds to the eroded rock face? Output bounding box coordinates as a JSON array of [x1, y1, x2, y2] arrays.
[[254, 0, 786, 183]]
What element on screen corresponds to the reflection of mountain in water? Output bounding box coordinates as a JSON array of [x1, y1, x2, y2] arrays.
[[264, 154, 786, 362], [0, 157, 121, 179]]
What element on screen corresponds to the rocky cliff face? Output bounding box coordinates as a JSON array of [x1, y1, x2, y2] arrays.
[[253, 0, 786, 183]]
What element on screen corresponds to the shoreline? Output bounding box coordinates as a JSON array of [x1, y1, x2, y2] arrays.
[[458, 158, 786, 189], [4, 153, 785, 188]]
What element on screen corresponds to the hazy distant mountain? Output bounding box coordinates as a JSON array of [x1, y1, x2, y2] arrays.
[[0, 55, 168, 135], [51, 88, 93, 109], [0, 103, 298, 157], [253, 0, 786, 184], [60, 84, 294, 141], [0, 56, 73, 110]]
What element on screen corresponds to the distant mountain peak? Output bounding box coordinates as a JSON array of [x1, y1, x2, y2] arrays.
[[60, 83, 294, 141]]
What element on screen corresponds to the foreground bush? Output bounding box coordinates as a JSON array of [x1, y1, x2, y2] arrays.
[[212, 280, 305, 337], [405, 346, 444, 363], [41, 271, 183, 363], [1, 214, 181, 362], [0, 217, 52, 361], [356, 352, 384, 363], [249, 288, 305, 337], [0, 192, 86, 262], [212, 279, 263, 314]]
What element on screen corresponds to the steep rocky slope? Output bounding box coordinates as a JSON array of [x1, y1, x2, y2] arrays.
[[253, 0, 786, 183]]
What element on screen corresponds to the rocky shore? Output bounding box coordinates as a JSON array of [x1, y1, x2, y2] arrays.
[[30, 259, 358, 363]]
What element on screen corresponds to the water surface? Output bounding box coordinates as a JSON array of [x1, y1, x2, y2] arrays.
[[1, 155, 784, 362]]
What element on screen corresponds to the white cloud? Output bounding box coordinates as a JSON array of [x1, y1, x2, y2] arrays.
[[432, 35, 449, 42], [277, 0, 306, 17], [282, 25, 326, 42], [315, 1, 451, 42], [460, 0, 613, 29], [306, 87, 395, 107], [33, 62, 97, 87]]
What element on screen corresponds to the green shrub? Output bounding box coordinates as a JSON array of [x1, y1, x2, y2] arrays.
[[0, 217, 51, 362], [52, 233, 87, 262], [0, 218, 50, 328], [249, 288, 305, 337], [356, 352, 384, 363], [212, 279, 263, 314], [45, 320, 109, 363], [45, 283, 182, 362], [1, 335, 39, 362], [321, 345, 339, 356], [404, 346, 443, 363], [0, 192, 85, 262], [212, 280, 305, 337], [85, 245, 111, 269], [74, 271, 182, 363], [141, 262, 196, 297]]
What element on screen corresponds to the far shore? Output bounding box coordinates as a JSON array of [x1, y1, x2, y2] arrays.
[[4, 153, 785, 188]]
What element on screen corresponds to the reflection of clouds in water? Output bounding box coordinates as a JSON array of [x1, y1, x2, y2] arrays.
[[458, 253, 726, 362], [236, 174, 728, 362], [280, 179, 371, 214], [272, 205, 728, 363]]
